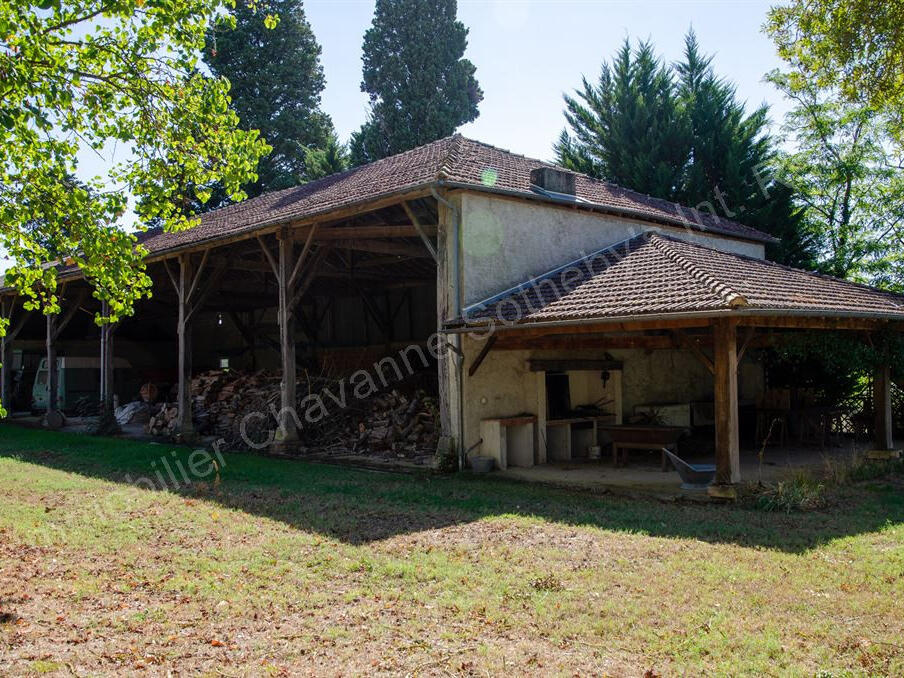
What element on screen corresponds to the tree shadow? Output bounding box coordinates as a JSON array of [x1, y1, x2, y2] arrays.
[[2, 425, 903, 553]]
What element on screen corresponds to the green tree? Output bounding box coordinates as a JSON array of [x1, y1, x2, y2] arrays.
[[349, 0, 482, 165], [766, 0, 904, 145], [556, 32, 816, 268], [205, 0, 342, 197], [0, 0, 270, 321], [555, 39, 686, 201], [767, 72, 904, 286]]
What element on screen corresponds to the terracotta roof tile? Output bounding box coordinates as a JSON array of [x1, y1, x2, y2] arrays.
[[458, 232, 904, 326], [140, 135, 774, 255]]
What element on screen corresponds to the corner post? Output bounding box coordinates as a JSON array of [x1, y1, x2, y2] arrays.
[[277, 229, 298, 443], [45, 312, 62, 428], [176, 253, 194, 436], [874, 362, 894, 451], [0, 299, 8, 412], [713, 318, 741, 486], [100, 300, 115, 415]]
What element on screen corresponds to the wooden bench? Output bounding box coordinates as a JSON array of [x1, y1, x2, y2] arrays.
[[598, 425, 688, 471]]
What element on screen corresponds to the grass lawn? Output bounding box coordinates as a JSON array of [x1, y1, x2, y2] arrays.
[[1, 427, 903, 676]]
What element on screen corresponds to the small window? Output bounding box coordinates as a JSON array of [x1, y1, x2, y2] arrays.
[[219, 358, 230, 369]]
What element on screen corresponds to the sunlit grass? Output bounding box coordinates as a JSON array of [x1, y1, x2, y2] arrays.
[[0, 426, 903, 675]]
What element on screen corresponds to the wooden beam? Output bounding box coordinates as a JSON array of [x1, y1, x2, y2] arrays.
[[527, 358, 624, 372], [739, 316, 892, 331], [288, 222, 319, 289], [176, 253, 194, 436], [468, 334, 497, 377], [874, 362, 894, 450], [332, 239, 433, 258], [673, 330, 714, 374], [45, 312, 60, 426], [494, 333, 682, 351], [737, 326, 755, 363], [256, 235, 279, 277], [401, 201, 438, 260], [304, 224, 438, 241], [713, 319, 740, 484], [276, 231, 299, 443], [143, 186, 434, 263]]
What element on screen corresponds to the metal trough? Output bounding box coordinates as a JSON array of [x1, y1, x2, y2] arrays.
[[663, 448, 716, 490]]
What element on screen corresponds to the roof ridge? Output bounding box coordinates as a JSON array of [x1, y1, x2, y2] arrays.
[[647, 233, 749, 308], [436, 134, 464, 180]]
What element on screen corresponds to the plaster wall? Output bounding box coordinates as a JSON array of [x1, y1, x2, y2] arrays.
[[459, 333, 764, 463], [459, 192, 766, 306]]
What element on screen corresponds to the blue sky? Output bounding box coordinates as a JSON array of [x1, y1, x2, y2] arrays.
[[1, 1, 790, 273], [307, 0, 791, 160]]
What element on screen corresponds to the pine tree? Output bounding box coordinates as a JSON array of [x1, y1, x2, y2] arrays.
[[556, 32, 816, 268], [350, 0, 483, 165], [204, 0, 342, 197], [556, 39, 687, 200]]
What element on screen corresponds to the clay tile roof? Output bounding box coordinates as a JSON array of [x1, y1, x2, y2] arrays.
[[139, 135, 773, 257], [457, 232, 904, 326]]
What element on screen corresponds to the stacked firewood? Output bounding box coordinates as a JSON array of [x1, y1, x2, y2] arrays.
[[143, 368, 439, 459], [315, 389, 439, 458], [146, 404, 179, 436]]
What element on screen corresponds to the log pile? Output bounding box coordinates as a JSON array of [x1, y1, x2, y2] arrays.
[[144, 368, 439, 460]]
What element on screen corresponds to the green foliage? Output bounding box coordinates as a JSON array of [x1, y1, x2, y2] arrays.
[[766, 72, 904, 286], [349, 0, 482, 165], [204, 0, 342, 197], [0, 0, 270, 322], [752, 472, 827, 513], [556, 31, 815, 268], [766, 0, 904, 147], [304, 132, 350, 181]]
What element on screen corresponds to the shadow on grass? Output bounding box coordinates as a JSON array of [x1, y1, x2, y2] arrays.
[[2, 424, 903, 553]]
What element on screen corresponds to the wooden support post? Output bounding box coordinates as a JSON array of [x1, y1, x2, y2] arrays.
[[712, 319, 740, 487], [45, 312, 61, 428], [276, 231, 299, 442], [0, 298, 10, 412], [873, 362, 894, 451], [1, 301, 32, 414], [176, 253, 194, 436], [99, 301, 115, 415]]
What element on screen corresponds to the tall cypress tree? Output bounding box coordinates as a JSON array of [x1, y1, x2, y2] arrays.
[[350, 0, 483, 165], [204, 0, 342, 197], [557, 32, 816, 268]]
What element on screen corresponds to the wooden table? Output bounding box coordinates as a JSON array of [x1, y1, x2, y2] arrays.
[[598, 425, 688, 471]]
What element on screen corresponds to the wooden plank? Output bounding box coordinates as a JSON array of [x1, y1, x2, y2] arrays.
[[713, 319, 740, 484], [527, 358, 623, 372], [874, 363, 894, 450], [467, 334, 497, 377]]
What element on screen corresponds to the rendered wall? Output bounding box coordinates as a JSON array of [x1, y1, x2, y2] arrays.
[[459, 192, 767, 306], [459, 333, 764, 463]]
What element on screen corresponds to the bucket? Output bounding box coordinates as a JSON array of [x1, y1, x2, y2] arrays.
[[470, 455, 495, 473], [587, 445, 601, 460]]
